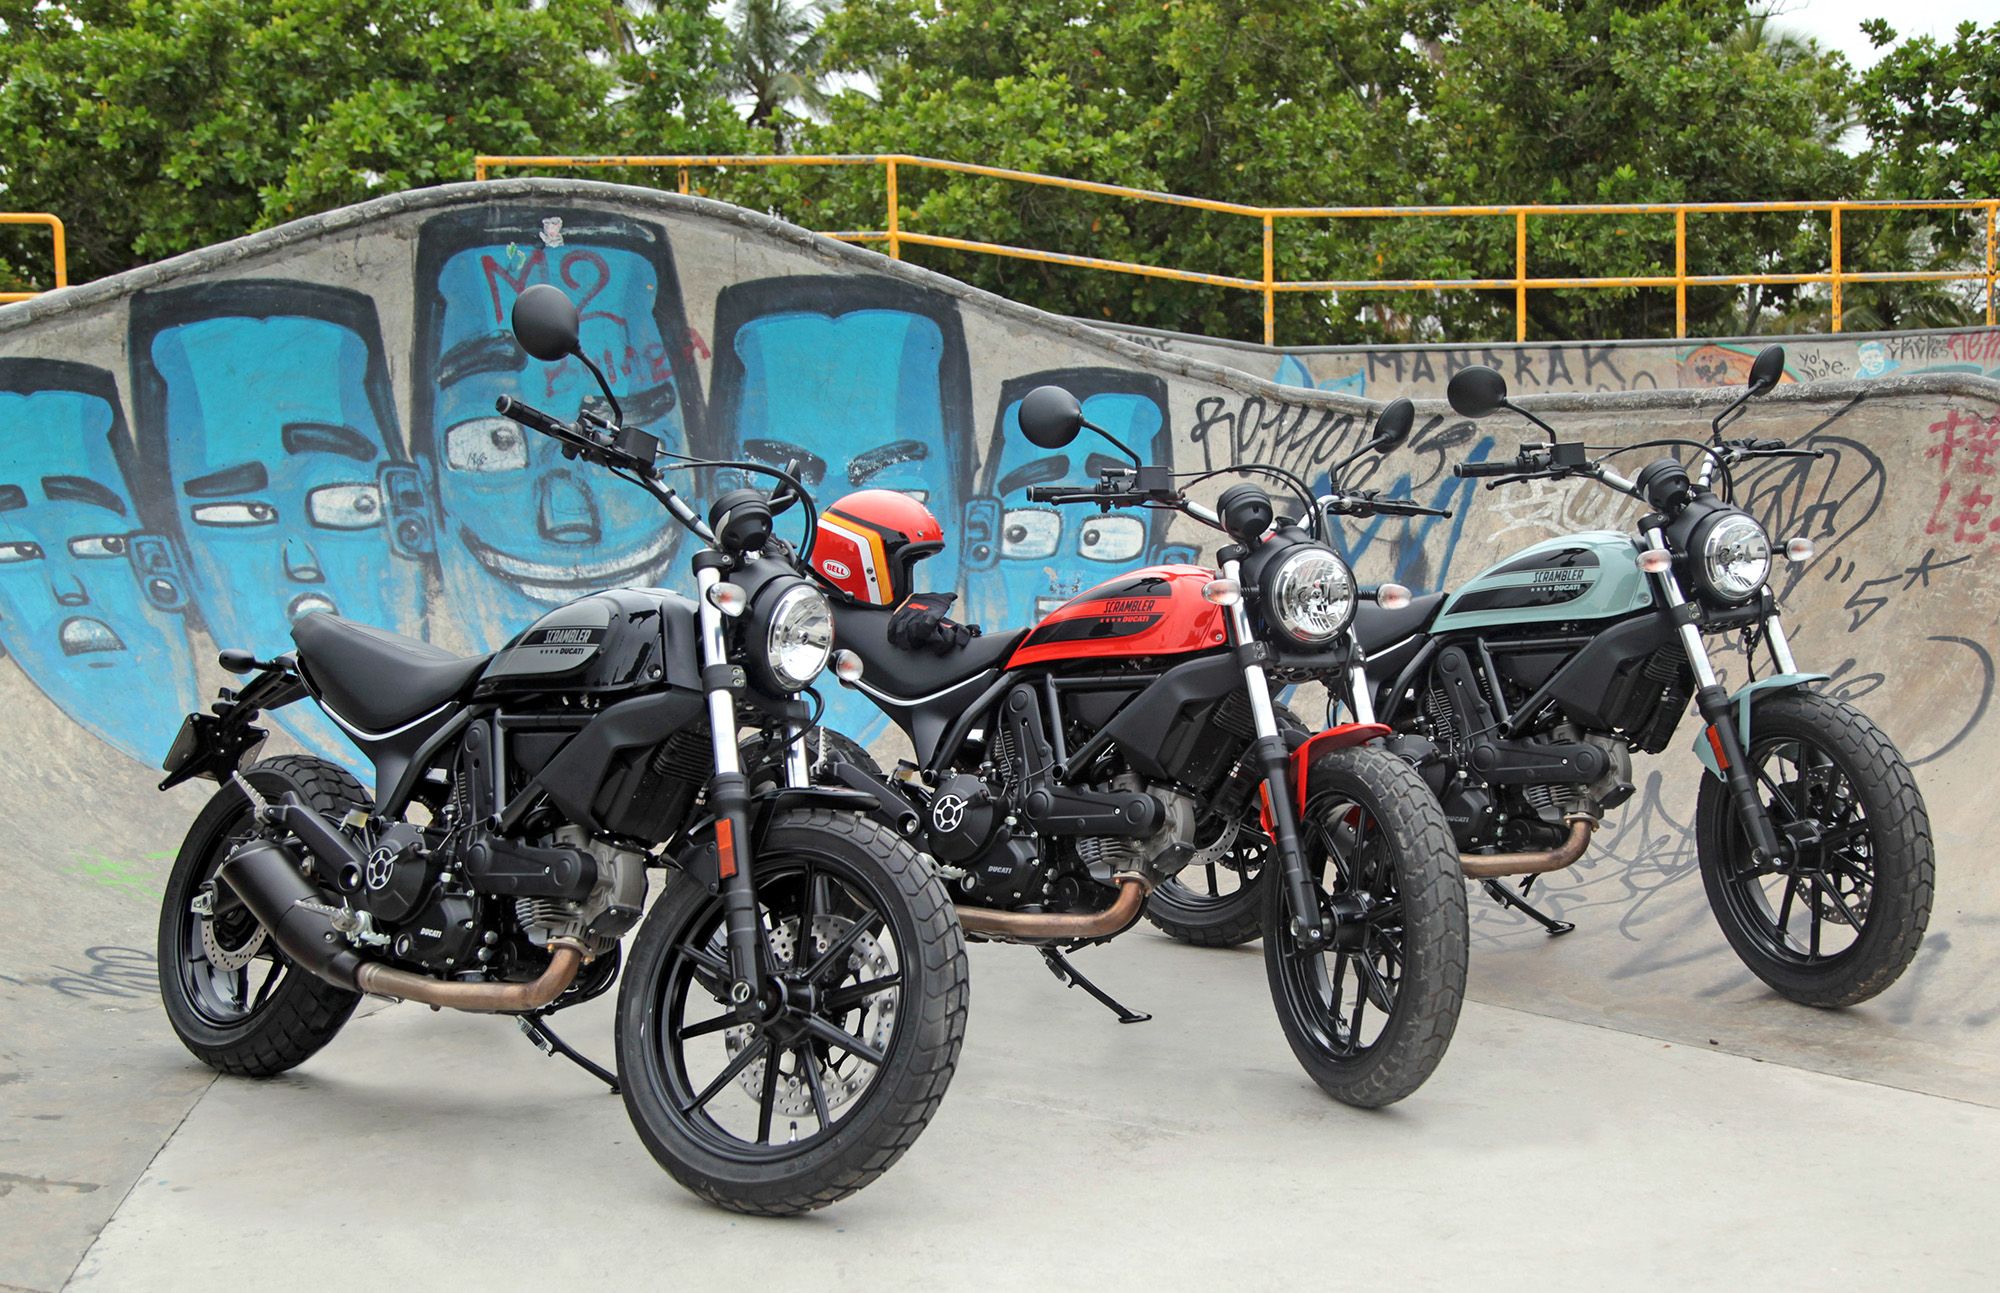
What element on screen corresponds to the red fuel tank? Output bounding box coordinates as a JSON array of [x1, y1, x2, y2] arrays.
[[1006, 565, 1226, 669]]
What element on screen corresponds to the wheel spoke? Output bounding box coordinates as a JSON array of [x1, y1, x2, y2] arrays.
[[677, 943, 731, 1000], [798, 1042, 833, 1130], [1205, 862, 1219, 896], [823, 973, 901, 1013], [675, 1012, 738, 1042], [1356, 951, 1396, 1015], [680, 1035, 769, 1115], [755, 1043, 781, 1144], [1816, 875, 1864, 930], [805, 912, 879, 985], [1807, 877, 1824, 957], [1775, 873, 1801, 939], [800, 1014, 886, 1067], [1348, 960, 1368, 1047]]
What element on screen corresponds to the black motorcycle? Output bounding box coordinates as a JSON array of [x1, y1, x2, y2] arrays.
[[154, 284, 968, 1214]]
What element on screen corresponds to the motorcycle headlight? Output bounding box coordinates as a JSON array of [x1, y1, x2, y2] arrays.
[[1693, 512, 1772, 604], [1262, 545, 1356, 648], [754, 582, 834, 692]]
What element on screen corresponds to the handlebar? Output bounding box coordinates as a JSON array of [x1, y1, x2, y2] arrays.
[[495, 395, 572, 440], [1453, 459, 1520, 479]]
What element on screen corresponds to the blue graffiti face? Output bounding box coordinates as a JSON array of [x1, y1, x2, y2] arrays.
[[147, 315, 424, 656], [0, 388, 197, 761], [427, 243, 689, 646], [972, 391, 1191, 627], [725, 309, 957, 544]]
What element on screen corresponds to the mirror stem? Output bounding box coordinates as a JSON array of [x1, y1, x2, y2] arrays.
[[575, 350, 624, 427], [1085, 421, 1142, 466], [1503, 400, 1562, 444]]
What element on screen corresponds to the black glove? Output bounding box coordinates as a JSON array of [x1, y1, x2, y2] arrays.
[[888, 592, 981, 656]]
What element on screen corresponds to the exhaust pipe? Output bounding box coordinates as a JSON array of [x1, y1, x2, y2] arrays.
[[215, 839, 584, 1013], [957, 873, 1149, 941], [1460, 816, 1595, 879]]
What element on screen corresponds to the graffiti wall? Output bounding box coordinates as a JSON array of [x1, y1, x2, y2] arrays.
[[2, 177, 1998, 1098]]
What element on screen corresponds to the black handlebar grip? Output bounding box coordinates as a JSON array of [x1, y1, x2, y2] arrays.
[[494, 395, 568, 437], [1025, 485, 1066, 502], [1453, 459, 1517, 478]]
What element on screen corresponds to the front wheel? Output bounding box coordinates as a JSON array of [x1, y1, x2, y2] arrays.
[[1695, 690, 1933, 1008], [617, 809, 968, 1214], [1262, 745, 1467, 1108]]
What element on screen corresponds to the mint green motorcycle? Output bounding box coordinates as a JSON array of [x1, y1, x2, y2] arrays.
[[1338, 346, 1931, 1007]]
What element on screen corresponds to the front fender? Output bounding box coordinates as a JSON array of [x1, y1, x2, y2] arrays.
[[679, 778, 921, 891], [1260, 722, 1392, 828], [1693, 672, 1829, 779]]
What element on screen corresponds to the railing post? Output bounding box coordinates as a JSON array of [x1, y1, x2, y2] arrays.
[[1262, 215, 1275, 347], [678, 167, 689, 196], [1987, 201, 1997, 328], [1514, 210, 1528, 343], [886, 160, 901, 260], [475, 158, 488, 182], [1830, 205, 1843, 333], [1674, 208, 1687, 338]]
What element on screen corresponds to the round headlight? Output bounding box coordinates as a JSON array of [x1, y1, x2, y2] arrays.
[[763, 584, 834, 691], [1697, 512, 1771, 604], [1263, 546, 1356, 647]]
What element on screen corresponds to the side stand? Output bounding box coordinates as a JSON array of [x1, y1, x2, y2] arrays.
[[1040, 947, 1151, 1024], [517, 1012, 620, 1092], [1481, 877, 1575, 937]]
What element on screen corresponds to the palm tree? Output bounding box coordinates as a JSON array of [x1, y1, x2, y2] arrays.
[[725, 0, 834, 147]]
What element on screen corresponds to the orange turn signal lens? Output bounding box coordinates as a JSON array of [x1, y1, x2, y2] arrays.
[[1377, 582, 1412, 611], [1784, 537, 1816, 563], [833, 649, 864, 683], [1202, 578, 1242, 606], [1638, 548, 1673, 574], [706, 581, 747, 616]]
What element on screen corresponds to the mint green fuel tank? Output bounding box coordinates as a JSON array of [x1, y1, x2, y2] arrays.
[[1431, 531, 1653, 633]]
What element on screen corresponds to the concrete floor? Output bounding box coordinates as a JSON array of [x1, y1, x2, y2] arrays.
[[54, 932, 2000, 1291]]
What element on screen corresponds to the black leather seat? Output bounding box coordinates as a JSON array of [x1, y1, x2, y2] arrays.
[[291, 613, 490, 733], [1352, 592, 1446, 655], [833, 602, 1027, 704]]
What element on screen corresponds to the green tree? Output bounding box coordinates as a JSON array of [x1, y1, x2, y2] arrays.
[[0, 1, 742, 288], [723, 0, 834, 148]]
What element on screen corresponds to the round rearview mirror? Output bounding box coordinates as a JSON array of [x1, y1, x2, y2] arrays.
[[1018, 384, 1085, 449], [512, 283, 582, 363], [1749, 344, 1786, 394], [1446, 366, 1509, 419], [1372, 397, 1416, 453]]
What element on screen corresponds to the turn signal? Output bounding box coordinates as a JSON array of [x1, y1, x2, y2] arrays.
[[1202, 578, 1242, 606], [1377, 582, 1412, 611], [706, 581, 747, 617], [1638, 548, 1673, 574], [833, 649, 864, 683], [1784, 536, 1816, 564]]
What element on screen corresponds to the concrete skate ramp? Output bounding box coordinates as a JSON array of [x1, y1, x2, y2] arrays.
[[1, 179, 1996, 1286]]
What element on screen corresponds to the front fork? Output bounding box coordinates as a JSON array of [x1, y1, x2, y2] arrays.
[[1647, 527, 1786, 865], [695, 556, 777, 1010], [1220, 560, 1332, 949]]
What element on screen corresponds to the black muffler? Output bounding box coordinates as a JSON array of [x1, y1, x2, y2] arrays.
[[215, 839, 366, 991]]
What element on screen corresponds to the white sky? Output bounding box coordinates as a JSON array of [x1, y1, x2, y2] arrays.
[[1766, 0, 1991, 68]]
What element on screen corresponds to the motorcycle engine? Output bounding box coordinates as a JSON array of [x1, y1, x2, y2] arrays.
[[1523, 724, 1634, 825], [1078, 774, 1197, 884], [513, 825, 649, 957]]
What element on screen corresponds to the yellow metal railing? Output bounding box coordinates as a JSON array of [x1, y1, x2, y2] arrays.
[[479, 154, 1999, 345], [0, 213, 69, 304]]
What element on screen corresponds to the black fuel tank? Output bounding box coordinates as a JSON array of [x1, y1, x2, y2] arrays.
[[476, 588, 700, 698]]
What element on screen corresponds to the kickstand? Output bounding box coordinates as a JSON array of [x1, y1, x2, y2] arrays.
[[1481, 877, 1575, 937], [517, 1012, 621, 1092], [1040, 947, 1151, 1024]]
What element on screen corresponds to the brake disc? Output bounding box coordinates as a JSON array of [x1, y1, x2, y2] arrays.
[[726, 915, 897, 1122], [199, 907, 267, 972]]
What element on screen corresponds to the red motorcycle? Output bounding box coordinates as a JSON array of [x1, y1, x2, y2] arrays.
[[807, 387, 1469, 1106]]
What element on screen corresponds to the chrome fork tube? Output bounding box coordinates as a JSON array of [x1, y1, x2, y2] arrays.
[[1221, 559, 1327, 947], [1646, 526, 1720, 689], [1348, 664, 1377, 725], [1764, 614, 1800, 674], [783, 722, 813, 788], [696, 564, 741, 776], [696, 559, 762, 1004]]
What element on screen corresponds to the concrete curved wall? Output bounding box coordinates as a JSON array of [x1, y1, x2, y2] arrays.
[[1, 178, 1995, 1107]]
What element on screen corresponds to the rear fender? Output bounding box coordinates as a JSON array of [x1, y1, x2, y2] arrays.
[[1260, 722, 1392, 829], [1693, 672, 1829, 779]]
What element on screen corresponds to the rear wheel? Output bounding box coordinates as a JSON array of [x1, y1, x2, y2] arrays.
[[1262, 745, 1467, 1108], [157, 755, 367, 1077], [617, 809, 968, 1214], [1695, 690, 1932, 1007]]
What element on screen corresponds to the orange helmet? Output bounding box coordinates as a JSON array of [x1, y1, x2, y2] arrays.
[[810, 489, 945, 606]]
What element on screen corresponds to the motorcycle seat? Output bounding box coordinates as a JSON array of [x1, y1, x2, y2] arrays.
[[833, 602, 1028, 705], [1352, 592, 1447, 656], [291, 612, 490, 734]]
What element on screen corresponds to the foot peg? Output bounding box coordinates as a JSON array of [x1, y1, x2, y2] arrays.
[[517, 1012, 620, 1091], [1039, 947, 1152, 1023], [1480, 877, 1575, 937]]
